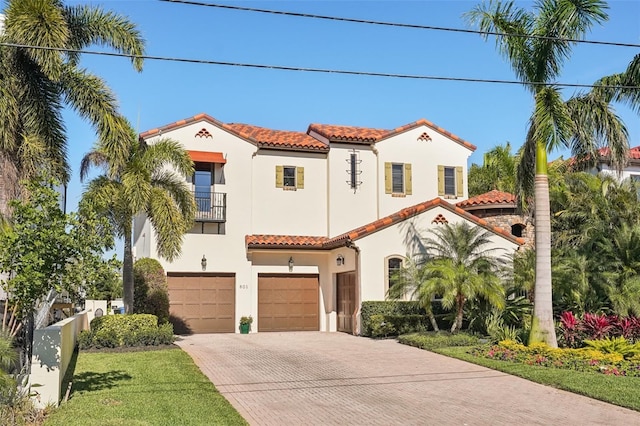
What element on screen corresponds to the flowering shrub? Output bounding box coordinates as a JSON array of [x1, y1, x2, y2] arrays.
[[471, 340, 640, 377]]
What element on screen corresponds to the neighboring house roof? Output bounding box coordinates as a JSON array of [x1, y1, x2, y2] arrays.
[[139, 113, 475, 154], [567, 145, 640, 168], [456, 190, 516, 210], [246, 197, 524, 250], [308, 118, 476, 151]]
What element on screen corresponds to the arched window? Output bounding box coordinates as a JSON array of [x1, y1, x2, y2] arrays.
[[511, 223, 525, 238], [386, 256, 404, 290]]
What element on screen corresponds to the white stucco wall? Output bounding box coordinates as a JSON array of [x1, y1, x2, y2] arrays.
[[139, 120, 257, 319], [326, 144, 378, 236], [251, 150, 328, 236], [598, 163, 640, 181], [375, 125, 473, 218], [355, 206, 519, 302]]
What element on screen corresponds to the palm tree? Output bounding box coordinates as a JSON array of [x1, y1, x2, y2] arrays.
[[467, 0, 629, 346], [422, 223, 506, 332], [80, 125, 195, 313], [0, 0, 145, 215], [387, 254, 440, 332], [468, 142, 518, 197], [594, 52, 640, 115]]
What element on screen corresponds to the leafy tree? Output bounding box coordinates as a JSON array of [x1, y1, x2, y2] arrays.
[[134, 258, 170, 323], [0, 0, 145, 215], [81, 125, 195, 314], [0, 177, 113, 313], [468, 142, 518, 197], [467, 0, 629, 346], [422, 223, 506, 332]]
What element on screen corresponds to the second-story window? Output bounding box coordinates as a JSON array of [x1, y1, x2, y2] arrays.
[[392, 164, 404, 193], [438, 165, 463, 198], [385, 162, 412, 196], [283, 166, 296, 187], [276, 165, 305, 190]]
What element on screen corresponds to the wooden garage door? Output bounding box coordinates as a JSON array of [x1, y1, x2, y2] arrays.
[[258, 274, 319, 332], [167, 274, 235, 334]]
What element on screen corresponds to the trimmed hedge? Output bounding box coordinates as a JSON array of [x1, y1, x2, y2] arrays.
[[79, 314, 174, 349], [398, 332, 481, 350], [361, 301, 447, 337]]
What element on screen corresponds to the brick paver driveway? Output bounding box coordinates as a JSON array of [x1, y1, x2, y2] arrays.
[[176, 332, 640, 425]]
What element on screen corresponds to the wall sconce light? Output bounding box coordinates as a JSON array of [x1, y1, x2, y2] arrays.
[[201, 255, 207, 271], [288, 256, 294, 272], [336, 254, 344, 266]]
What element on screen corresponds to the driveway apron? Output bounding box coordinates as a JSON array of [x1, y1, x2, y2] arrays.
[[175, 332, 640, 425]]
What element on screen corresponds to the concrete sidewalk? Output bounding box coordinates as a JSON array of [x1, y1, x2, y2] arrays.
[[176, 332, 640, 425]]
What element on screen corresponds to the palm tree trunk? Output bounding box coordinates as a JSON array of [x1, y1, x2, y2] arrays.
[[123, 222, 134, 314], [451, 295, 464, 333], [427, 309, 440, 332], [529, 143, 558, 347]]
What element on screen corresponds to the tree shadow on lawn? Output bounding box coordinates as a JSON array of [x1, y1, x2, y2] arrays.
[[71, 370, 133, 394]]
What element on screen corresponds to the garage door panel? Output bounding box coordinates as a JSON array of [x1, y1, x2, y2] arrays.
[[167, 274, 235, 334], [258, 274, 319, 332]]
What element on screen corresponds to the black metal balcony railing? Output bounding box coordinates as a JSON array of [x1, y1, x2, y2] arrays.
[[194, 190, 226, 222]]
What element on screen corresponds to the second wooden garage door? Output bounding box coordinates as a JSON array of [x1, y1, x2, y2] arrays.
[[167, 274, 235, 334], [258, 274, 319, 332]]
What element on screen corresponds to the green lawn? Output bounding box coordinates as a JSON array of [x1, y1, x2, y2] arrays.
[[436, 346, 640, 411], [44, 347, 247, 426]]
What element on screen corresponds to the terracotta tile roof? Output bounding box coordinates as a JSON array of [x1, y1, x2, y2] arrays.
[[456, 190, 516, 209], [246, 198, 524, 250], [307, 124, 389, 144], [308, 119, 476, 151], [245, 235, 328, 249], [567, 145, 640, 167], [139, 113, 328, 153], [139, 113, 224, 139], [225, 123, 328, 152]]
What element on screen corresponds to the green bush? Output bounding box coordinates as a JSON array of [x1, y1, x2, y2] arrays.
[[361, 301, 443, 336], [77, 330, 94, 350], [84, 314, 174, 349], [133, 258, 170, 323], [369, 314, 396, 338], [398, 332, 481, 350]]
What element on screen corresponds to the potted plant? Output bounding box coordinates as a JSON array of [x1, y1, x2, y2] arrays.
[[239, 316, 253, 334]]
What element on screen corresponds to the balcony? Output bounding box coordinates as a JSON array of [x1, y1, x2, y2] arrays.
[[194, 190, 226, 222]]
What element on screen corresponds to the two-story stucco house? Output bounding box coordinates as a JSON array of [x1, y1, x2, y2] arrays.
[[134, 113, 523, 334]]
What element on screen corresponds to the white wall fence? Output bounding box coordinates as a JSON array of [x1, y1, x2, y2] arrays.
[[29, 310, 90, 408]]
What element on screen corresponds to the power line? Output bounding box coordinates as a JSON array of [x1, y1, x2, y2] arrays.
[[1, 42, 638, 90], [159, 0, 640, 49]]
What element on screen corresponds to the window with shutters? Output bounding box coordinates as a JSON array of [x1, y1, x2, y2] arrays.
[[444, 167, 456, 195], [276, 165, 305, 190], [392, 164, 404, 193], [384, 162, 412, 196], [437, 165, 464, 198], [283, 166, 296, 187]]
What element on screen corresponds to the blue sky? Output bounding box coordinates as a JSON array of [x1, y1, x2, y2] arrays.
[[61, 0, 640, 216]]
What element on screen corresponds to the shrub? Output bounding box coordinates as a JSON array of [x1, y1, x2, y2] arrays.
[[583, 337, 640, 360], [398, 332, 480, 350], [133, 258, 170, 323], [360, 301, 443, 336], [83, 314, 173, 349], [485, 311, 521, 343], [77, 330, 94, 350], [369, 314, 396, 338]]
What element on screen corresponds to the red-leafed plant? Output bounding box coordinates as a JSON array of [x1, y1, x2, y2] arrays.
[[581, 313, 613, 341], [558, 311, 582, 348]]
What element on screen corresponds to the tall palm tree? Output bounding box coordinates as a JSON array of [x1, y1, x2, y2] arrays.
[[0, 0, 144, 215], [422, 223, 506, 332], [80, 125, 195, 313], [594, 53, 640, 115], [467, 0, 629, 346]]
